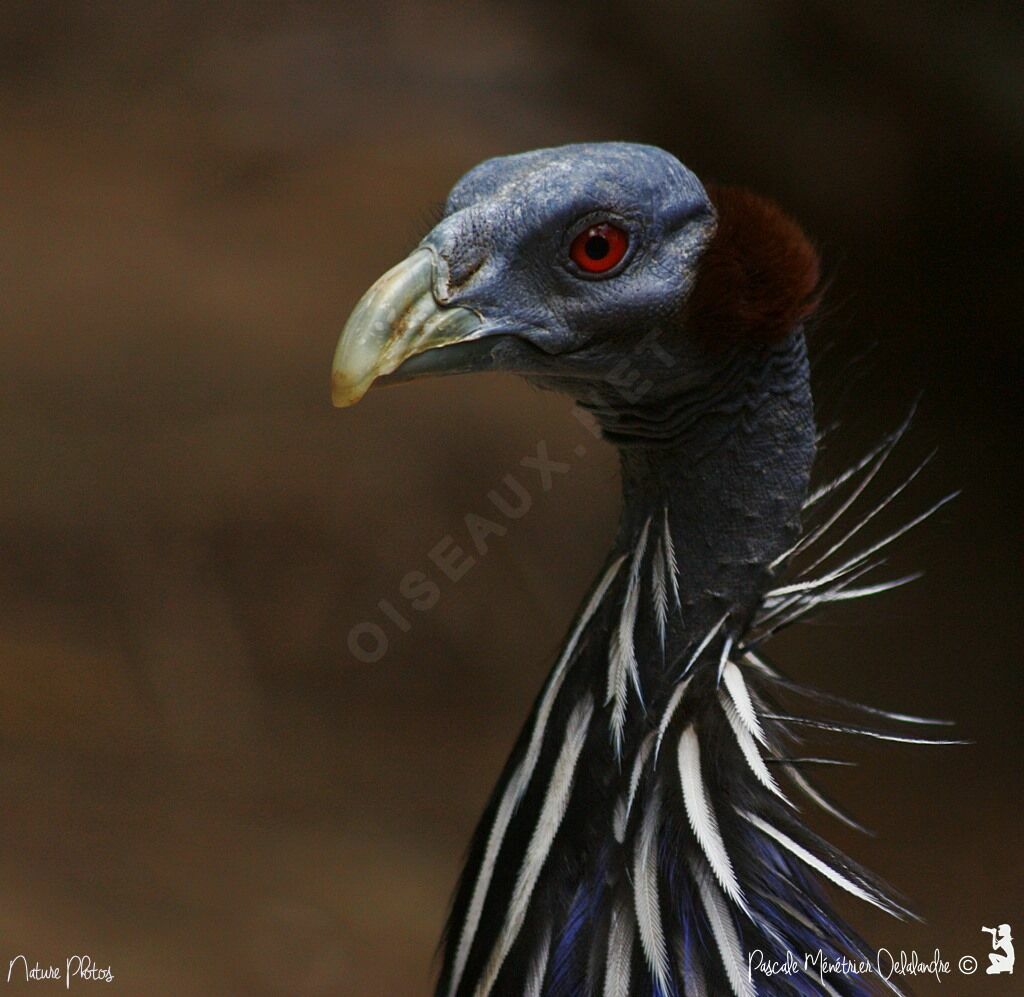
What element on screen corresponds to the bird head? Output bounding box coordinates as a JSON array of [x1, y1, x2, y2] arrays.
[[331, 143, 819, 411]]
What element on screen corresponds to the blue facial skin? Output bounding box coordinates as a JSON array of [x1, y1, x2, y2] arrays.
[[404, 143, 717, 389]]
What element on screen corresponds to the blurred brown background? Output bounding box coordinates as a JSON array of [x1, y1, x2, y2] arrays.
[[1, 2, 1020, 994]]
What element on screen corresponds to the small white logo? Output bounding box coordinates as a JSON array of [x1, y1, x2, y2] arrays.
[[981, 924, 1014, 975]]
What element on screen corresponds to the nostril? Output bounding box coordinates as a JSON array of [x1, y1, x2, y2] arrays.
[[447, 252, 487, 289], [429, 243, 487, 298], [421, 210, 492, 297]]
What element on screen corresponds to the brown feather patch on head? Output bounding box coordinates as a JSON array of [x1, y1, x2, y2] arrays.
[[686, 184, 821, 350]]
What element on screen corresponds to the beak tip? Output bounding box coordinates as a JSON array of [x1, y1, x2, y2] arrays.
[[331, 370, 370, 408]]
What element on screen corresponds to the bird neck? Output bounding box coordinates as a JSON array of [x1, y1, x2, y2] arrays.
[[593, 333, 816, 681], [435, 333, 893, 997]]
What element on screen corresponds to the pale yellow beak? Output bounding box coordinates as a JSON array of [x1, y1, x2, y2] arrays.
[[331, 249, 483, 407]]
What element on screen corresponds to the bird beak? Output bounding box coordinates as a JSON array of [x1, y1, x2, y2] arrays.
[[331, 248, 485, 407]]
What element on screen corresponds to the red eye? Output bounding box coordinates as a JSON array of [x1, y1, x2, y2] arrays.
[[569, 222, 629, 274]]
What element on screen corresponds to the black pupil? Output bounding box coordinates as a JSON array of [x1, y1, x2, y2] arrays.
[[584, 234, 610, 260]]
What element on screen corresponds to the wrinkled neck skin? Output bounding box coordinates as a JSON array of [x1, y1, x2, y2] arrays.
[[543, 331, 815, 679]]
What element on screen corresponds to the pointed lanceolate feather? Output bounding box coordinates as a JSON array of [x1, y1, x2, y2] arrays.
[[475, 695, 595, 995], [654, 677, 692, 762], [740, 811, 905, 918], [800, 451, 936, 575], [821, 573, 923, 601], [691, 859, 755, 997], [632, 785, 671, 995], [602, 898, 635, 997], [614, 730, 655, 843], [607, 519, 650, 756], [761, 713, 968, 745], [662, 506, 681, 609], [624, 732, 654, 828], [720, 694, 789, 802], [679, 613, 729, 682], [808, 491, 959, 586], [446, 557, 624, 997], [802, 426, 897, 511], [678, 725, 746, 911], [766, 756, 857, 766], [785, 405, 917, 563], [721, 661, 768, 745], [748, 653, 954, 726], [780, 762, 872, 834], [652, 536, 669, 649], [715, 634, 735, 685], [523, 926, 551, 997]]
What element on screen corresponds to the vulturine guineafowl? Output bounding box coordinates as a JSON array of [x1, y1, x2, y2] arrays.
[[331, 143, 958, 997]]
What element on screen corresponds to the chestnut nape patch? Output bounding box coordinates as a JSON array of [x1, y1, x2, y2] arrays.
[[688, 183, 821, 349]]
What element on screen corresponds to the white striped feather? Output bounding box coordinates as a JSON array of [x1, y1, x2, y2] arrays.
[[818, 573, 922, 602], [632, 784, 671, 995], [602, 898, 635, 997], [446, 558, 624, 997], [760, 893, 907, 996], [806, 952, 851, 995], [715, 634, 735, 684], [815, 971, 845, 997], [784, 413, 908, 563], [662, 506, 681, 608], [607, 518, 650, 756], [800, 451, 935, 576], [769, 756, 857, 767], [758, 919, 844, 997], [719, 695, 789, 804], [739, 810, 908, 919], [780, 764, 870, 833], [721, 661, 768, 746], [613, 731, 655, 845], [691, 858, 754, 997], [652, 536, 669, 648], [654, 676, 691, 762], [763, 555, 877, 601], [681, 614, 729, 679], [623, 731, 654, 830], [680, 953, 708, 997], [757, 891, 820, 936], [762, 551, 890, 632], [677, 725, 746, 911], [760, 713, 966, 745], [474, 695, 595, 996], [758, 564, 921, 632], [793, 491, 958, 597], [522, 925, 551, 997], [801, 434, 892, 511], [741, 649, 782, 678], [744, 649, 953, 727], [612, 795, 628, 845]]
